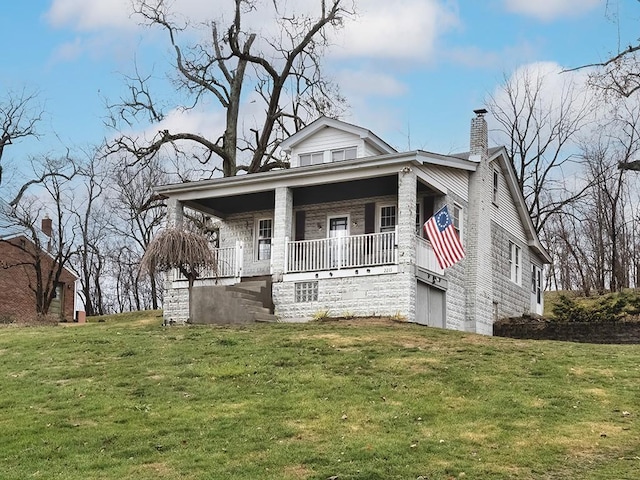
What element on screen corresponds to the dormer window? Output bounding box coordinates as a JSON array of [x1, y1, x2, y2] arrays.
[[331, 147, 357, 162], [299, 151, 324, 166]]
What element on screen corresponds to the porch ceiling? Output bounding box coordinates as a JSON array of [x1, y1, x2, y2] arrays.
[[184, 174, 440, 217], [187, 190, 276, 217], [293, 175, 398, 206]]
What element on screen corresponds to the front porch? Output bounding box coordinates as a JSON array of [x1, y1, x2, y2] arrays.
[[161, 158, 451, 323], [174, 231, 443, 283]]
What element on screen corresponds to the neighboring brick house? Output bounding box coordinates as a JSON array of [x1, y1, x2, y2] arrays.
[[156, 110, 551, 334], [0, 211, 77, 322]]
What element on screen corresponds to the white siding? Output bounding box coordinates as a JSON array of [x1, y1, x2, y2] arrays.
[[363, 142, 385, 157], [291, 128, 361, 167], [428, 165, 469, 201], [490, 161, 527, 243]]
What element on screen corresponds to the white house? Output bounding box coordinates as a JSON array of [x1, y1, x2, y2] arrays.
[[156, 110, 551, 334]]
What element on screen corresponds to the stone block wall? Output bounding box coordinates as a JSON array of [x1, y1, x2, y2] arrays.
[[162, 283, 189, 325], [491, 223, 530, 319], [494, 319, 640, 344], [273, 271, 412, 321]]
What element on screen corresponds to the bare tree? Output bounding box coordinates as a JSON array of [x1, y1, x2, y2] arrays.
[[141, 226, 215, 322], [106, 161, 167, 309], [0, 89, 43, 186], [107, 0, 351, 177], [546, 102, 640, 294], [0, 156, 78, 317], [565, 1, 640, 98], [487, 67, 594, 233], [71, 151, 110, 316]]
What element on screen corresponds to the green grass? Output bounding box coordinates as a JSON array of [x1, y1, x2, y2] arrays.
[[1, 312, 639, 479]]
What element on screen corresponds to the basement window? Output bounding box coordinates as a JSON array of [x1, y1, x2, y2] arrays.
[[295, 281, 318, 302]]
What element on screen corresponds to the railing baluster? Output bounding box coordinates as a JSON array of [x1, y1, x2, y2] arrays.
[[283, 231, 407, 274]]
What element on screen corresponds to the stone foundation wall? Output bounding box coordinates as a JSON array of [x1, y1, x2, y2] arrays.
[[273, 270, 413, 322]]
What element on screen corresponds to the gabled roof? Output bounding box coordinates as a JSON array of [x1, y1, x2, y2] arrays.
[[279, 116, 397, 155], [451, 146, 504, 161], [0, 197, 78, 279]]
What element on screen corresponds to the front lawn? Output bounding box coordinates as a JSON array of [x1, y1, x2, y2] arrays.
[[0, 312, 638, 479]]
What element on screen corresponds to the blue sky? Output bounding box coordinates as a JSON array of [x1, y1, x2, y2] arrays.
[[1, 0, 637, 176]]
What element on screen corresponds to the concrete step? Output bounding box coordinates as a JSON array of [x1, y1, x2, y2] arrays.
[[230, 280, 268, 294], [254, 312, 278, 323], [238, 298, 264, 309], [227, 290, 261, 301]]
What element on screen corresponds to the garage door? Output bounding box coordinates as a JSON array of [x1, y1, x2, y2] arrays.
[[416, 281, 445, 328]]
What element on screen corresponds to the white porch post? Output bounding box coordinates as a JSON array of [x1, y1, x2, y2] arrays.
[[271, 187, 293, 281], [163, 197, 188, 325], [235, 240, 244, 280], [166, 197, 184, 228], [397, 166, 417, 322]]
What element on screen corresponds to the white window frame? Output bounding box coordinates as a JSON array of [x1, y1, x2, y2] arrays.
[[452, 203, 463, 242], [299, 151, 324, 166], [255, 218, 273, 261], [378, 204, 397, 233], [331, 147, 357, 162], [532, 264, 542, 305], [493, 168, 500, 205], [510, 241, 522, 285]]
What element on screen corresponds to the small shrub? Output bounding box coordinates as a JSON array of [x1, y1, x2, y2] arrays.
[[552, 293, 627, 322], [390, 311, 407, 322], [312, 309, 331, 321]]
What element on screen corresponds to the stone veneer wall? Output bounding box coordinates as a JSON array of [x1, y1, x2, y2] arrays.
[[441, 192, 468, 331], [163, 283, 189, 325], [491, 222, 530, 319], [494, 319, 640, 344], [272, 271, 413, 321]]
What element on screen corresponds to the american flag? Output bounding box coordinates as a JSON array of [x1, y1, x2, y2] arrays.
[[423, 205, 465, 269]]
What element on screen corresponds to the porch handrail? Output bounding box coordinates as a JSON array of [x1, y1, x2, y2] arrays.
[[416, 235, 444, 275], [173, 241, 243, 280], [286, 231, 397, 273]]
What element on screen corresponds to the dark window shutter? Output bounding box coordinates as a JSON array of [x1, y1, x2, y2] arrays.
[[423, 197, 435, 238], [295, 210, 306, 241], [424, 196, 434, 219], [364, 202, 376, 234]]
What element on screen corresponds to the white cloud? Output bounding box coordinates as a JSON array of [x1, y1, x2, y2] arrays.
[[46, 0, 459, 63], [336, 69, 408, 97], [334, 0, 459, 61], [488, 61, 599, 147], [503, 0, 602, 21], [49, 37, 85, 63], [46, 0, 135, 30]]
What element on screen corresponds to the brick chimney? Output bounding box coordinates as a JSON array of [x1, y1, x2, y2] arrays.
[[469, 108, 488, 162], [41, 215, 52, 237], [465, 108, 493, 334]]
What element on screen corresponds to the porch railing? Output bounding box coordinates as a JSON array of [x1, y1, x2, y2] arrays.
[[285, 231, 397, 273], [415, 235, 444, 275], [173, 241, 243, 281]]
